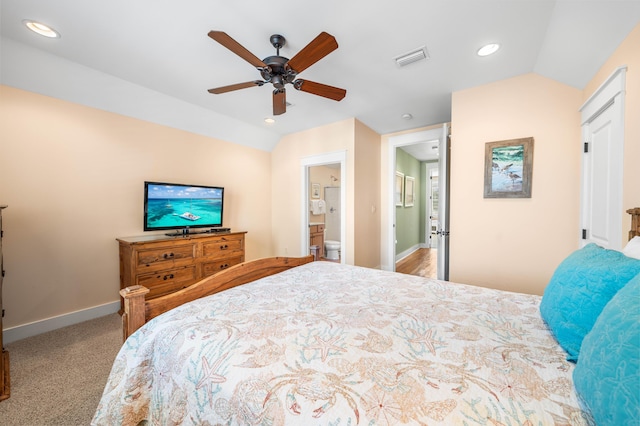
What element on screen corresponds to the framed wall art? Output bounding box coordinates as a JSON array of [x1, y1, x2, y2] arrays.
[[484, 137, 534, 198], [311, 183, 320, 199], [395, 171, 404, 206], [404, 175, 415, 207]]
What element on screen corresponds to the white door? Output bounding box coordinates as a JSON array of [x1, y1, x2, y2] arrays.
[[436, 124, 450, 280], [580, 67, 625, 250]]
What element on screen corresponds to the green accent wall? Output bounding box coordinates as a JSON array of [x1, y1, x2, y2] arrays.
[[395, 148, 423, 255]]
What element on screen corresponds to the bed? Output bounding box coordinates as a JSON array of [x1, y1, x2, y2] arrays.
[[93, 212, 640, 425]]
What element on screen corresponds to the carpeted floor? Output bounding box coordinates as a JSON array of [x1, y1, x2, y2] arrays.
[[0, 313, 122, 425]]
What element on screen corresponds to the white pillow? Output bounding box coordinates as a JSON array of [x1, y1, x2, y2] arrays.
[[623, 236, 640, 259]]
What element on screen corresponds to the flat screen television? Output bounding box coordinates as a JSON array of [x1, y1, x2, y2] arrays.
[[144, 181, 224, 233]]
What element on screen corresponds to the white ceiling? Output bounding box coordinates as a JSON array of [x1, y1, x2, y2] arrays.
[[1, 1, 639, 151], [401, 141, 440, 162]]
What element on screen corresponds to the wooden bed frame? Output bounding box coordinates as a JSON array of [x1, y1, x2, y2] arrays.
[[628, 207, 640, 239], [120, 255, 314, 341]]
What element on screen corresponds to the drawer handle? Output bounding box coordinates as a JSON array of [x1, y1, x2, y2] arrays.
[[163, 274, 175, 280], [220, 244, 229, 250], [163, 253, 175, 259], [219, 263, 229, 269]]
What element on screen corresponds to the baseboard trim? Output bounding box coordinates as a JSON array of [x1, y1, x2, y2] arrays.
[[3, 301, 120, 344], [395, 244, 421, 262]]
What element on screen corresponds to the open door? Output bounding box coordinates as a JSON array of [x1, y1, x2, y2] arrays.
[[436, 124, 450, 280]]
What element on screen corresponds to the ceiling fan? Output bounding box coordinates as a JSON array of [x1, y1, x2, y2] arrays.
[[207, 31, 347, 116]]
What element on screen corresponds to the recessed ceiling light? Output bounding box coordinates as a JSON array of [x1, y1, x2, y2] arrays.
[[401, 113, 413, 120], [264, 118, 275, 125], [23, 20, 60, 38], [477, 43, 500, 57]]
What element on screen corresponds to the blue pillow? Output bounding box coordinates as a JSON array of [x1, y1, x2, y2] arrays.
[[573, 274, 640, 425], [540, 243, 640, 361]]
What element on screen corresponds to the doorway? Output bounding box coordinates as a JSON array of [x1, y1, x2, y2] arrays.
[[394, 147, 438, 278], [387, 124, 450, 280], [301, 151, 347, 263]]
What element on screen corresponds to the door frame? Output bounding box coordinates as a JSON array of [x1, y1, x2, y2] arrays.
[[386, 125, 448, 272], [300, 151, 347, 263]]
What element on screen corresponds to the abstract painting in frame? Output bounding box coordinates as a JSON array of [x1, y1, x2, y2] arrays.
[[484, 137, 534, 198]]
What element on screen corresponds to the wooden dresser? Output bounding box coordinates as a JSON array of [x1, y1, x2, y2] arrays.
[[117, 231, 246, 311], [1, 205, 9, 402]]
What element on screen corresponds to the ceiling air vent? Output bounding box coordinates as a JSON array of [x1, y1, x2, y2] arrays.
[[394, 46, 429, 67]]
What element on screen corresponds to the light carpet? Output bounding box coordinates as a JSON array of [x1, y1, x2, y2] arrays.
[[0, 313, 121, 425]]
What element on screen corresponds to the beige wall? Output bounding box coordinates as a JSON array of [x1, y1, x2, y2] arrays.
[[270, 118, 381, 267], [0, 85, 273, 329], [271, 119, 354, 260], [583, 23, 640, 242], [449, 74, 582, 295], [354, 120, 381, 268]]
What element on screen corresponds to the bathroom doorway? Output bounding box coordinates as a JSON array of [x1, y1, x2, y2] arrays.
[[301, 151, 347, 264]]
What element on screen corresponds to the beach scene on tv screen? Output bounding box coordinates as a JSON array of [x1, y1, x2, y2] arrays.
[[146, 184, 222, 228]]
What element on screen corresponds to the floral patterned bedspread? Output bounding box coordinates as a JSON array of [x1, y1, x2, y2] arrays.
[[93, 261, 593, 425]]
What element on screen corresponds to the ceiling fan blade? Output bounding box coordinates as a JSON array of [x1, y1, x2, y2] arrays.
[[208, 31, 267, 69], [208, 81, 263, 94], [293, 79, 346, 101], [273, 89, 286, 115], [287, 32, 338, 73]]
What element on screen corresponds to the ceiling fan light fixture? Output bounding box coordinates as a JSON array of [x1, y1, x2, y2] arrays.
[[477, 43, 500, 57], [23, 20, 60, 38], [207, 31, 345, 115], [394, 46, 428, 67]]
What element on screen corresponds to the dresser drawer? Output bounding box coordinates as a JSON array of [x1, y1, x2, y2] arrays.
[[118, 231, 246, 307], [136, 266, 197, 299], [202, 256, 243, 277], [202, 235, 244, 260], [136, 244, 195, 269]]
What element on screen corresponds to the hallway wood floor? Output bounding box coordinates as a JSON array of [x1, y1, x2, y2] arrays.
[[395, 248, 437, 279]]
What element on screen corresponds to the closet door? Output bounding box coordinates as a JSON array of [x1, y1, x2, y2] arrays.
[[580, 67, 625, 250]]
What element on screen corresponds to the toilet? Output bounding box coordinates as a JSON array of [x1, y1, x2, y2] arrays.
[[324, 240, 341, 260]]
